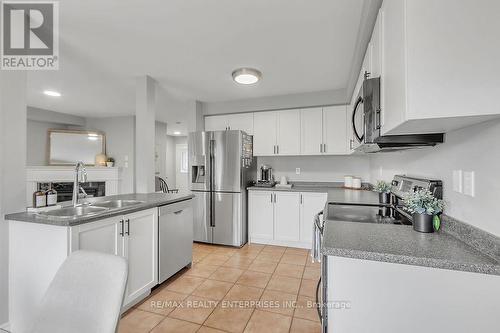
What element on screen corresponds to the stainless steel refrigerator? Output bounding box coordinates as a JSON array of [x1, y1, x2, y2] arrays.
[[188, 130, 254, 247]]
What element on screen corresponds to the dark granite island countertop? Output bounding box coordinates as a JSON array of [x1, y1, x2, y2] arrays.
[[5, 192, 194, 227], [321, 219, 500, 276]]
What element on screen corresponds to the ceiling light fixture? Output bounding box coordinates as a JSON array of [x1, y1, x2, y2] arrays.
[[232, 68, 262, 85], [173, 131, 181, 135], [43, 90, 61, 97]]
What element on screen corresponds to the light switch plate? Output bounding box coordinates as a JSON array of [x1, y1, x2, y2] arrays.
[[452, 170, 463, 193], [463, 171, 475, 197], [295, 168, 301, 175]]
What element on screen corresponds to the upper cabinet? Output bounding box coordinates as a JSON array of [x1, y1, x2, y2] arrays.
[[253, 111, 278, 156], [252, 106, 349, 156], [323, 106, 348, 154], [300, 107, 323, 155], [204, 113, 254, 135], [276, 109, 301, 155], [378, 0, 500, 135]]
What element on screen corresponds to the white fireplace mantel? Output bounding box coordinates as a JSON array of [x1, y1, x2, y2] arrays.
[[26, 166, 122, 206]]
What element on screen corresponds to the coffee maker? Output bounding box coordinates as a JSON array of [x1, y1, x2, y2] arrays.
[[255, 165, 275, 187]]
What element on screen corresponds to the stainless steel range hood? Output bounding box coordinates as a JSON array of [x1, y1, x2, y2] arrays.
[[355, 133, 445, 153]]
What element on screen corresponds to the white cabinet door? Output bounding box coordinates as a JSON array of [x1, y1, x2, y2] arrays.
[[249, 191, 274, 241], [123, 208, 158, 306], [300, 107, 323, 155], [205, 115, 229, 131], [71, 216, 124, 256], [277, 109, 301, 155], [300, 192, 327, 248], [380, 0, 406, 135], [274, 192, 300, 242], [227, 113, 254, 135], [370, 10, 382, 78], [323, 106, 348, 154], [253, 111, 278, 156]]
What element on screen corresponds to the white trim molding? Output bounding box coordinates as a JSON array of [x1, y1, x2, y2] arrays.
[[26, 166, 122, 206]]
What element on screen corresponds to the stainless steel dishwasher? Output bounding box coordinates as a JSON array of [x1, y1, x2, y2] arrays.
[[158, 199, 193, 284]]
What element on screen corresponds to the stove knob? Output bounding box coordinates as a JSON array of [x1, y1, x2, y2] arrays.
[[392, 180, 399, 186]]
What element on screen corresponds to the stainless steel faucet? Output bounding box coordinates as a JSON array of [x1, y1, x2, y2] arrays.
[[72, 161, 88, 207]]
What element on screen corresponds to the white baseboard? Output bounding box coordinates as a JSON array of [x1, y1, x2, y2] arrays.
[[249, 237, 312, 249]]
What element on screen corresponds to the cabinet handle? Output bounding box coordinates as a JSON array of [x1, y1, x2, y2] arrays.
[[300, 194, 303, 205], [125, 219, 130, 235], [375, 108, 381, 130], [349, 139, 353, 150], [119, 219, 124, 236], [276, 145, 279, 154], [319, 143, 322, 153], [174, 210, 183, 215], [270, 193, 273, 203], [274, 193, 276, 203]]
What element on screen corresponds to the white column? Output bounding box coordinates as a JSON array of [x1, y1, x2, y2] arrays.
[[135, 75, 157, 193], [0, 71, 27, 328], [186, 100, 204, 133]]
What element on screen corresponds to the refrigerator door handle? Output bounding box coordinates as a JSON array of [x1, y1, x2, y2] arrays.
[[209, 139, 216, 227]]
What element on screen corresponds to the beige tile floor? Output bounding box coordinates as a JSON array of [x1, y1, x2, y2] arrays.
[[118, 243, 321, 333]]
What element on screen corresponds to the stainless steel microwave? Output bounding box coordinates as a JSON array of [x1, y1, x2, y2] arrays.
[[351, 77, 444, 153]]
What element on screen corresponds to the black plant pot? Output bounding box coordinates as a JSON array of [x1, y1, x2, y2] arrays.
[[413, 213, 434, 233], [378, 192, 391, 217]]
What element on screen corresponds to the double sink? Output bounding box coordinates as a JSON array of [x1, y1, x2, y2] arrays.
[[37, 199, 144, 219]]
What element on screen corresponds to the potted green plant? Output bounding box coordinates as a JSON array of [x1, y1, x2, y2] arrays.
[[403, 189, 445, 233], [106, 157, 115, 167], [373, 180, 392, 204]]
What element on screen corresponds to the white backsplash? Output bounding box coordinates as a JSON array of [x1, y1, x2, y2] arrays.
[[369, 117, 500, 237], [256, 155, 371, 183]]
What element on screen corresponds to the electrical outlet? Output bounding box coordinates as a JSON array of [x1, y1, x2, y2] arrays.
[[452, 170, 463, 193], [295, 168, 301, 175], [463, 171, 475, 197]]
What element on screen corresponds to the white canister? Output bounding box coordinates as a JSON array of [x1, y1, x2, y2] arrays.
[[352, 177, 362, 189], [344, 176, 353, 188]]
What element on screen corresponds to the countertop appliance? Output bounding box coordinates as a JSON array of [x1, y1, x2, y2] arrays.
[[158, 199, 193, 283], [188, 130, 255, 247], [313, 175, 443, 332], [352, 76, 444, 153], [255, 164, 276, 187]]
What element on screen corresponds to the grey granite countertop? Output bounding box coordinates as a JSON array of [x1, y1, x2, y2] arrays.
[[247, 181, 372, 193], [5, 192, 194, 227], [322, 219, 500, 276]]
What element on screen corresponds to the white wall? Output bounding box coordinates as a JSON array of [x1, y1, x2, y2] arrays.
[[1, 71, 27, 326], [257, 155, 371, 183], [165, 135, 176, 187], [27, 120, 72, 165], [86, 116, 136, 194], [155, 121, 167, 179], [202, 89, 347, 115], [369, 118, 500, 237]]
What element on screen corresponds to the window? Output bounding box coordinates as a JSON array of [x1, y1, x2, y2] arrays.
[[180, 150, 188, 173]]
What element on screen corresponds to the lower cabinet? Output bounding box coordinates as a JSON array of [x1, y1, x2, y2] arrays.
[[249, 191, 327, 249], [274, 192, 301, 242], [71, 208, 158, 308], [300, 192, 328, 244]]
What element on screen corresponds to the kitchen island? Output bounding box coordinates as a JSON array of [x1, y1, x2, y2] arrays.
[[6, 192, 194, 333]]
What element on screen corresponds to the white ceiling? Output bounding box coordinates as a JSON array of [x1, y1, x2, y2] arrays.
[[27, 0, 377, 132]]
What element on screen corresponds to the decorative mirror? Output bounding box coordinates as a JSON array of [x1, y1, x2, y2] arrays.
[[48, 130, 106, 165]]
